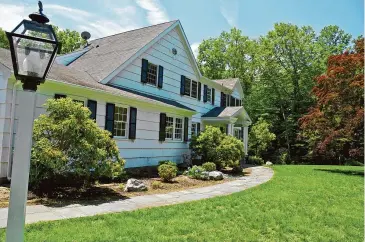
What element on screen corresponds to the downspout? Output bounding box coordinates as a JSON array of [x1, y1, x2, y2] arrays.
[[7, 80, 20, 180]]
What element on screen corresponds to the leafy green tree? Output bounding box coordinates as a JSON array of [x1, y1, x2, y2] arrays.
[[30, 98, 123, 190], [52, 25, 87, 54], [249, 117, 276, 157], [0, 28, 9, 49], [197, 28, 258, 94]]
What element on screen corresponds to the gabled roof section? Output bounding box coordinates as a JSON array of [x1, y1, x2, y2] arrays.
[[68, 20, 177, 83], [213, 78, 239, 90], [0, 48, 195, 113], [202, 106, 243, 118]]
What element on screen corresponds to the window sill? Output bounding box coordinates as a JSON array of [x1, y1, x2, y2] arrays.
[[113, 136, 128, 140]]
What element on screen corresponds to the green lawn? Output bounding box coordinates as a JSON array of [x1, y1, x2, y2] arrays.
[[1, 165, 363, 241]]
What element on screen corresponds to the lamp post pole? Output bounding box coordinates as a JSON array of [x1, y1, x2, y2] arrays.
[[6, 90, 37, 242], [4, 1, 59, 241]]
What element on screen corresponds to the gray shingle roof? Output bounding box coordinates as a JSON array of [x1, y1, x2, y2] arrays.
[[213, 78, 239, 90], [0, 47, 194, 112], [68, 20, 177, 82], [202, 106, 243, 118]]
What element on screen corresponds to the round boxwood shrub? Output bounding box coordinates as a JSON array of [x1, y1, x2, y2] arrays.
[[202, 162, 216, 172], [158, 163, 177, 182]]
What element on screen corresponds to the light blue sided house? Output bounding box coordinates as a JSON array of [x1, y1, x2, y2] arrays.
[[0, 20, 251, 181]]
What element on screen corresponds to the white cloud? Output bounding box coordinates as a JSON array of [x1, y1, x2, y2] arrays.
[[220, 0, 239, 27], [0, 4, 28, 31], [136, 0, 169, 25], [44, 4, 92, 23], [190, 42, 200, 58]]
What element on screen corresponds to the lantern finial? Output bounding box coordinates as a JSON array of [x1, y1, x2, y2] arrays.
[[29, 1, 49, 24]]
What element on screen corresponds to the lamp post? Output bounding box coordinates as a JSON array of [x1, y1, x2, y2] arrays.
[[5, 2, 58, 241]]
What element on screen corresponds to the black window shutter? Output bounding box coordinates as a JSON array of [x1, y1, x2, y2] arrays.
[[141, 59, 148, 83], [129, 107, 137, 139], [221, 92, 226, 107], [197, 123, 201, 134], [241, 126, 244, 139], [158, 66, 164, 88], [203, 85, 207, 102], [55, 94, 66, 99], [180, 75, 185, 95], [184, 117, 189, 142], [105, 103, 115, 137], [212, 88, 215, 105], [198, 82, 201, 101], [159, 113, 166, 141], [87, 100, 97, 120]]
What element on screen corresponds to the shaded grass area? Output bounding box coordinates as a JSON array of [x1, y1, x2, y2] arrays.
[[0, 165, 363, 241]]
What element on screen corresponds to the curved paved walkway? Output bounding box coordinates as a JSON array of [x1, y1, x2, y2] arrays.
[[0, 166, 273, 228]]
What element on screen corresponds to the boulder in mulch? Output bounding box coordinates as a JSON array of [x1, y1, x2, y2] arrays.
[[208, 171, 224, 180], [124, 178, 148, 192], [265, 161, 273, 166]]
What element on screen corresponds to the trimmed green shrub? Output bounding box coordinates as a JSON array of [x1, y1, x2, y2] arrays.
[[184, 165, 208, 180], [158, 160, 176, 166], [190, 126, 244, 169], [151, 181, 163, 189], [217, 135, 244, 168], [30, 98, 123, 190], [248, 156, 264, 165], [158, 164, 177, 182], [202, 162, 216, 172]]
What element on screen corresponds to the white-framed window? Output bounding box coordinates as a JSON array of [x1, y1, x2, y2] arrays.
[[114, 106, 128, 137], [175, 118, 183, 140], [147, 62, 158, 85], [185, 77, 199, 99], [166, 116, 174, 139], [165, 115, 184, 141], [206, 88, 211, 102], [191, 122, 197, 136]]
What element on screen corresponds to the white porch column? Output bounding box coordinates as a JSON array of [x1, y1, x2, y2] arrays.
[[227, 123, 234, 135], [243, 126, 248, 155]]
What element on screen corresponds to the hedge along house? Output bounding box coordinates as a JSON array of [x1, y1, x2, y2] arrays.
[[0, 20, 251, 181]]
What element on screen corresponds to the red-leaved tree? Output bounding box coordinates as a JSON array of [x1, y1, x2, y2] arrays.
[[300, 38, 364, 164]]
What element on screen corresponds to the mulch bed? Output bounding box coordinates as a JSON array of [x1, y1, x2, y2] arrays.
[[0, 169, 252, 208]]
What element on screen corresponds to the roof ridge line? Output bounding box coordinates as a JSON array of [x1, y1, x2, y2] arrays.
[[90, 20, 179, 42]]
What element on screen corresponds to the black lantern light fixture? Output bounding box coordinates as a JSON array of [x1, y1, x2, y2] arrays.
[[6, 1, 59, 91]]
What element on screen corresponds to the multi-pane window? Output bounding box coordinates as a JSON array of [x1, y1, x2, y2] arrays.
[[114, 106, 128, 137], [191, 81, 198, 98], [165, 116, 184, 141], [184, 78, 191, 96], [175, 118, 183, 140], [184, 78, 199, 99], [147, 62, 157, 85], [166, 116, 174, 139], [206, 88, 211, 102], [191, 123, 197, 136]]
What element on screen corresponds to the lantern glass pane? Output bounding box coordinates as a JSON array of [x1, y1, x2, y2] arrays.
[[11, 36, 56, 78], [10, 20, 57, 78]]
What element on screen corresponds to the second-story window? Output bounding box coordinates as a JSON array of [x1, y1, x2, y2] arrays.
[[191, 81, 198, 98], [147, 62, 158, 85], [184, 78, 191, 95], [206, 88, 211, 102]]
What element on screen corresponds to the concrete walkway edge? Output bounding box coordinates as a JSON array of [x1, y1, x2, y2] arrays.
[[0, 166, 273, 228]]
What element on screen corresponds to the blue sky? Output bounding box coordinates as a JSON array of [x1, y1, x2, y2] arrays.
[[0, 0, 363, 56]]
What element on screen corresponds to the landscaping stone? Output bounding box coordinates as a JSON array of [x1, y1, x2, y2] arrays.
[[124, 179, 148, 192], [208, 171, 224, 180], [200, 171, 210, 180], [266, 161, 273, 166]]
